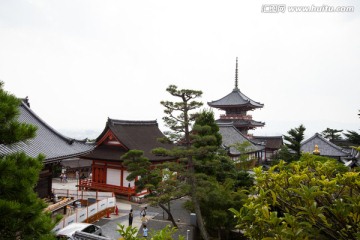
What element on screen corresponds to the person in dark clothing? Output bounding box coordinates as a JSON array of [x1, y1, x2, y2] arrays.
[[129, 209, 133, 226], [140, 206, 147, 217]]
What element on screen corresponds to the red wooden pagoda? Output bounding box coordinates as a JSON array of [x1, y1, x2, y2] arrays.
[[208, 58, 265, 135]]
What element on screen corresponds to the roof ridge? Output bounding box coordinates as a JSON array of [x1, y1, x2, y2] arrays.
[[222, 122, 261, 146], [302, 132, 349, 153], [20, 100, 75, 144], [108, 118, 157, 125]]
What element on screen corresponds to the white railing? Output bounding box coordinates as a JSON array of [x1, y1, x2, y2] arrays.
[[52, 197, 116, 233], [53, 189, 114, 200]]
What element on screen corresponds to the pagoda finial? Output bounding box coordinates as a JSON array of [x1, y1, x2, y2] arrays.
[[234, 57, 238, 90]]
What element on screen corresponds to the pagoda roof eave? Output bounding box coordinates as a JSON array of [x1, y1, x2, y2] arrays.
[[216, 119, 265, 127], [208, 89, 263, 109]]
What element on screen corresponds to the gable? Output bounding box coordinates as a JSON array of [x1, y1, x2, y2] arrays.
[[301, 133, 349, 157]]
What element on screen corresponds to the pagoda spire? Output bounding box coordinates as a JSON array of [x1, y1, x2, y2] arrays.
[[234, 57, 238, 90]]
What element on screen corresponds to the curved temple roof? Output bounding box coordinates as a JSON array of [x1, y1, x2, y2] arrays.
[[208, 88, 264, 109], [0, 100, 94, 163], [301, 133, 350, 157], [82, 118, 175, 162], [216, 118, 265, 129], [208, 58, 263, 110], [217, 122, 265, 155]]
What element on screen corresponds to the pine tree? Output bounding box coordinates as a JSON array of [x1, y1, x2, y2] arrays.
[[321, 128, 343, 141], [0, 81, 56, 239], [191, 110, 250, 238], [283, 124, 306, 160], [155, 85, 210, 240]]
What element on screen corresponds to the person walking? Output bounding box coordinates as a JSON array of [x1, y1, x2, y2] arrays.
[[128, 209, 133, 227], [140, 206, 147, 217], [141, 214, 148, 227]]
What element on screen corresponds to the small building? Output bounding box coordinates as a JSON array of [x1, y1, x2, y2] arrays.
[[79, 118, 175, 199], [218, 122, 265, 162], [301, 133, 353, 162], [0, 98, 94, 198], [252, 136, 283, 160]]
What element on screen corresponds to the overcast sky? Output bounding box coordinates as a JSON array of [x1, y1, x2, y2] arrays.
[[1, 0, 359, 140]]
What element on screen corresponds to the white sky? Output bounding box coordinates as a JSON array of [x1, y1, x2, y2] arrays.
[[0, 0, 359, 140]]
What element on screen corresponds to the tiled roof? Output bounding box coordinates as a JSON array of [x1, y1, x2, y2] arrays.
[[0, 100, 95, 163], [301, 133, 350, 157], [82, 118, 175, 162], [208, 88, 264, 109], [216, 119, 265, 128], [81, 144, 128, 161], [253, 136, 283, 149], [218, 123, 264, 155]]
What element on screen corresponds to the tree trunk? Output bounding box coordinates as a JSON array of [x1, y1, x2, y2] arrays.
[[191, 181, 210, 240], [158, 202, 178, 228], [188, 157, 210, 240]]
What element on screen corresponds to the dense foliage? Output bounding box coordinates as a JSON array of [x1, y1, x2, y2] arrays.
[[283, 124, 306, 160], [190, 110, 251, 238], [122, 150, 187, 227], [230, 153, 360, 240], [321, 128, 343, 141], [0, 81, 56, 239], [117, 224, 184, 240]]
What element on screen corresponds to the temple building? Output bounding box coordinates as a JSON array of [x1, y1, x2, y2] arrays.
[[0, 98, 94, 198], [218, 122, 265, 161], [208, 58, 283, 161], [301, 133, 358, 165], [79, 118, 176, 200], [208, 58, 265, 136]]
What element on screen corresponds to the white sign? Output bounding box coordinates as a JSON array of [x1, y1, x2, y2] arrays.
[[98, 199, 107, 211], [77, 208, 88, 223], [88, 203, 98, 217]]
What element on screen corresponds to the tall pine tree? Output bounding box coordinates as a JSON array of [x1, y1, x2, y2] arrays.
[[155, 85, 211, 240], [0, 81, 56, 239]]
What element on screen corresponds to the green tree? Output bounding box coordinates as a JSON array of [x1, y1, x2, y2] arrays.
[[194, 176, 248, 239], [283, 124, 306, 160], [117, 224, 184, 240], [122, 150, 187, 228], [0, 81, 56, 239], [272, 145, 297, 163], [321, 128, 343, 141], [191, 110, 250, 238], [230, 153, 359, 240], [344, 130, 360, 145], [154, 85, 211, 240], [232, 141, 256, 170]]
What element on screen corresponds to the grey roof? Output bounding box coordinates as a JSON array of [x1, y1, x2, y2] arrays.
[[218, 122, 264, 155], [82, 118, 175, 162], [252, 136, 283, 149], [208, 88, 264, 109], [0, 100, 95, 163], [301, 133, 350, 157], [216, 118, 265, 128]]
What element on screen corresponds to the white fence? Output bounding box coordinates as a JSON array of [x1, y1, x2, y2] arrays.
[[53, 197, 116, 233], [53, 189, 114, 200]]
